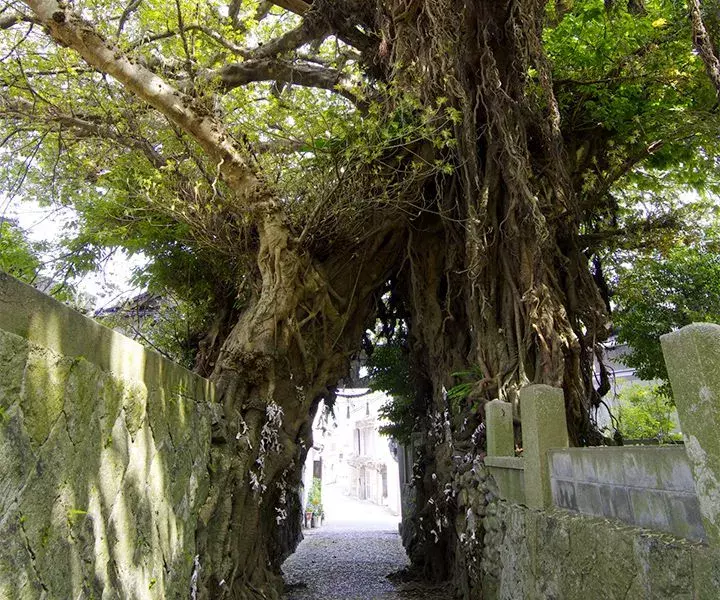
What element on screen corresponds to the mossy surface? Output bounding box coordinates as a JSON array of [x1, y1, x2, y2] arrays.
[[485, 501, 720, 600], [0, 276, 214, 599]]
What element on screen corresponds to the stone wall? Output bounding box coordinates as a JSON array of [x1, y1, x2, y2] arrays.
[[439, 319, 720, 600], [480, 499, 720, 600], [0, 273, 213, 599], [446, 455, 720, 600]]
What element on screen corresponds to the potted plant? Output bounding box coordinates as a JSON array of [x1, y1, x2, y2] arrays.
[[307, 478, 323, 528]]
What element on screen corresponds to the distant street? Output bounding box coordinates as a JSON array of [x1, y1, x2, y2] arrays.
[[282, 484, 451, 600]]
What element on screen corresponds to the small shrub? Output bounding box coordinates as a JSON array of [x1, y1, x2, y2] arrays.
[[614, 384, 680, 441], [307, 478, 323, 516]]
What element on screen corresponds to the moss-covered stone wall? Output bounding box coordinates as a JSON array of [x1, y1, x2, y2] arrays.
[[483, 500, 720, 600], [448, 458, 720, 600], [0, 273, 213, 599]]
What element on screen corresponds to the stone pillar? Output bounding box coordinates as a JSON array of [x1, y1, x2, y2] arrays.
[[661, 323, 720, 547], [486, 399, 514, 457], [521, 384, 569, 509]]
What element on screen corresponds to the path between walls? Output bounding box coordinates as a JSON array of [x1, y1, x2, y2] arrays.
[[282, 484, 452, 600]]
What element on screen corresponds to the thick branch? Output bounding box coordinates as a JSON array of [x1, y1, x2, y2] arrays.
[[219, 59, 358, 103], [582, 140, 665, 209], [580, 213, 680, 249], [186, 24, 250, 56], [0, 10, 38, 29], [249, 17, 329, 60], [270, 0, 310, 16], [689, 0, 720, 97], [22, 0, 269, 208], [116, 0, 142, 36], [228, 0, 273, 30]]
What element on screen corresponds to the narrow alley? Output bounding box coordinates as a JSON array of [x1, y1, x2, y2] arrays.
[[282, 484, 451, 600]]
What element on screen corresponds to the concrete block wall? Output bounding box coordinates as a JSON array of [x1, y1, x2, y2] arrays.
[[549, 446, 705, 541], [473, 326, 720, 599], [0, 273, 213, 599], [483, 456, 525, 504]]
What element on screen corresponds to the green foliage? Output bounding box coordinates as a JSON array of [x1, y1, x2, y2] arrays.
[[547, 0, 720, 254], [367, 344, 413, 403], [0, 221, 42, 282], [446, 367, 484, 414], [614, 384, 679, 441], [547, 0, 718, 185], [366, 342, 415, 445], [98, 294, 213, 369], [614, 236, 720, 389], [307, 478, 323, 516], [3, 0, 720, 399]]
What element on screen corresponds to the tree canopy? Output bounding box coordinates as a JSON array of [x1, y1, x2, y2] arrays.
[[614, 232, 720, 388], [3, 0, 720, 597]]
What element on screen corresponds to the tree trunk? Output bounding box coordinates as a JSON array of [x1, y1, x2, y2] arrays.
[[194, 213, 404, 598], [381, 0, 611, 584]]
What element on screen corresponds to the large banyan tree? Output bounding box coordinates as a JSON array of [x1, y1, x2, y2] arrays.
[[2, 0, 720, 597]]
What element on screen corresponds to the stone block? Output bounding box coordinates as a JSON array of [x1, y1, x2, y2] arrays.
[[486, 399, 514, 457], [629, 489, 670, 531], [486, 458, 526, 505], [692, 548, 720, 600], [520, 385, 568, 509], [576, 482, 604, 517], [573, 451, 599, 483], [661, 323, 720, 547], [651, 447, 696, 492], [634, 535, 694, 598], [665, 492, 705, 542], [608, 485, 633, 523], [21, 347, 72, 446], [548, 450, 573, 479], [622, 449, 660, 490], [592, 450, 628, 485], [550, 478, 577, 511], [0, 329, 29, 410]]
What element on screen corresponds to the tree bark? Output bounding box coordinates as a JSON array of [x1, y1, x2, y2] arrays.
[[379, 0, 610, 583]]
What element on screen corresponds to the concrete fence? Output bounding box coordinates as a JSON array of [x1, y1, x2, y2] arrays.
[[548, 446, 703, 541], [484, 384, 570, 511], [478, 323, 720, 598], [483, 324, 720, 546]]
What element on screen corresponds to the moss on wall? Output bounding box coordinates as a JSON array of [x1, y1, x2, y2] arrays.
[[480, 499, 720, 600], [0, 275, 213, 599], [447, 458, 720, 600]]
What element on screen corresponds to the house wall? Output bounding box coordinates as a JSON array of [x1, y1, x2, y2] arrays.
[[0, 273, 212, 599], [307, 390, 401, 515]]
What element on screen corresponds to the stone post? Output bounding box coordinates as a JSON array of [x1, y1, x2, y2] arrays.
[[486, 399, 514, 457], [661, 323, 720, 547], [521, 384, 569, 509]]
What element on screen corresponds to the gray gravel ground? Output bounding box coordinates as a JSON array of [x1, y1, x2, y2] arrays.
[[282, 485, 452, 600]]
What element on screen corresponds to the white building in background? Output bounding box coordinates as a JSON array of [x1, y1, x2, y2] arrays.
[[302, 389, 401, 515]]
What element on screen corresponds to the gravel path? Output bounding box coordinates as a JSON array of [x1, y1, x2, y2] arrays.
[[282, 485, 451, 600]]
